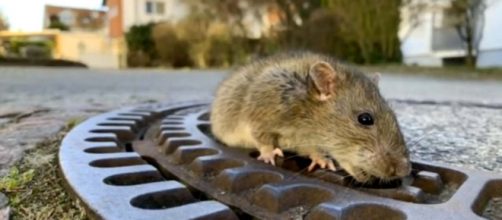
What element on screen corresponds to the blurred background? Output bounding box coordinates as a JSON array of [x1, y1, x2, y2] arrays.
[[0, 0, 500, 70]]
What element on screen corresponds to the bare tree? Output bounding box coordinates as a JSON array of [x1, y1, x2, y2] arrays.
[[399, 0, 428, 43], [187, 0, 323, 37], [185, 0, 269, 37], [274, 0, 322, 29], [446, 0, 486, 68]]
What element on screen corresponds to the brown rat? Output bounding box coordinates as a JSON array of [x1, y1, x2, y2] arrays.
[[210, 52, 411, 183]]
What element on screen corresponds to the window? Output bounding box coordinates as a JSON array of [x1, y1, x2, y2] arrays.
[[145, 1, 164, 15], [156, 2, 165, 15], [145, 1, 153, 14]]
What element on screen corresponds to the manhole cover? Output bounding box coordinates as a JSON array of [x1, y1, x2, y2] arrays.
[[59, 101, 502, 219]]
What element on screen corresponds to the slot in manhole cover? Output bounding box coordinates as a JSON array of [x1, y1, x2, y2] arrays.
[[59, 101, 502, 219]]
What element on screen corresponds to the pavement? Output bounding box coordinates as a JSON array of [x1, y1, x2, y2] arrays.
[[0, 66, 501, 177]]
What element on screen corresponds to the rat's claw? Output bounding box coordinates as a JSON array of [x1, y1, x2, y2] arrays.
[[257, 148, 283, 166], [308, 154, 337, 172], [257, 154, 276, 166], [272, 148, 284, 157], [327, 160, 336, 171]]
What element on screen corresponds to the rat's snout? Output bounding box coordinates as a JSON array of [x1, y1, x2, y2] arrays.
[[392, 158, 411, 178], [374, 156, 411, 180]]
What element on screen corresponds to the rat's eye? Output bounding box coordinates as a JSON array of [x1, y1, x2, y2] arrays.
[[357, 113, 374, 126]]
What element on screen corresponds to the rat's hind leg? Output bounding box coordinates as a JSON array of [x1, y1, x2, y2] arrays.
[[308, 152, 337, 172], [252, 131, 283, 166]]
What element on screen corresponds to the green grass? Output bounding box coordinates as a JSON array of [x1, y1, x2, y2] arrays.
[[0, 168, 35, 194], [1, 118, 88, 220]]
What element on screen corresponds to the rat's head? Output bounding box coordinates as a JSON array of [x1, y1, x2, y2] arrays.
[[305, 61, 411, 183]]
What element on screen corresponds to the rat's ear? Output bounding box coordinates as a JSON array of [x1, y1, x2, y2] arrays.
[[308, 61, 337, 101], [368, 72, 381, 85]]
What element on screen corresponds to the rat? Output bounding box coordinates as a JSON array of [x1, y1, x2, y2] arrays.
[[210, 52, 411, 183]]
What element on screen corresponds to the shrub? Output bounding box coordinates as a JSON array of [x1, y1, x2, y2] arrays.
[[152, 19, 250, 68], [151, 23, 192, 67], [126, 1, 402, 67], [125, 23, 157, 67], [7, 40, 53, 59]]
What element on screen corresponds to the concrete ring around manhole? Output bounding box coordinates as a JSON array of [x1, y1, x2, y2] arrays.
[[59, 101, 502, 220]]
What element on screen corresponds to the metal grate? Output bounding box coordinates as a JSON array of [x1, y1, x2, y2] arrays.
[[59, 101, 502, 220]]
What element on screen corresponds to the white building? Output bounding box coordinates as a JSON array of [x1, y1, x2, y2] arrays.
[[120, 0, 188, 31], [399, 0, 502, 68], [477, 0, 502, 67], [104, 0, 188, 38]]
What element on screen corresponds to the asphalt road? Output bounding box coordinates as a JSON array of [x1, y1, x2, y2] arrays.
[[0, 67, 223, 111], [1, 67, 502, 112], [0, 66, 501, 174]]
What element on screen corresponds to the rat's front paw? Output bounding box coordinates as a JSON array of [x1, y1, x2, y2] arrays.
[[308, 154, 336, 172], [257, 148, 283, 166]]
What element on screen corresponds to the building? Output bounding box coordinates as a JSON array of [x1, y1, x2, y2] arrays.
[[400, 0, 502, 68], [102, 0, 282, 67], [44, 5, 107, 32], [40, 5, 120, 68], [476, 0, 502, 67], [104, 0, 188, 39], [0, 30, 121, 68], [101, 0, 189, 67]]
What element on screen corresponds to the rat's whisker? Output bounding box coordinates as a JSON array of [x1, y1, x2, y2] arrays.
[[407, 127, 439, 148], [291, 166, 309, 178]]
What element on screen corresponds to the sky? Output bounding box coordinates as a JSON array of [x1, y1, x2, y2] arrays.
[[0, 0, 103, 31]]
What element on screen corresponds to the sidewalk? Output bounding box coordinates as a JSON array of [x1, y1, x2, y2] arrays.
[[0, 67, 501, 174]]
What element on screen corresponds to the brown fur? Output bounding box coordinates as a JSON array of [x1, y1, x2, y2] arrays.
[[210, 52, 410, 182]]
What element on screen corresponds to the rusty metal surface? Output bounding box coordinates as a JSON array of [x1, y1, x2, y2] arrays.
[[59, 101, 502, 220]]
